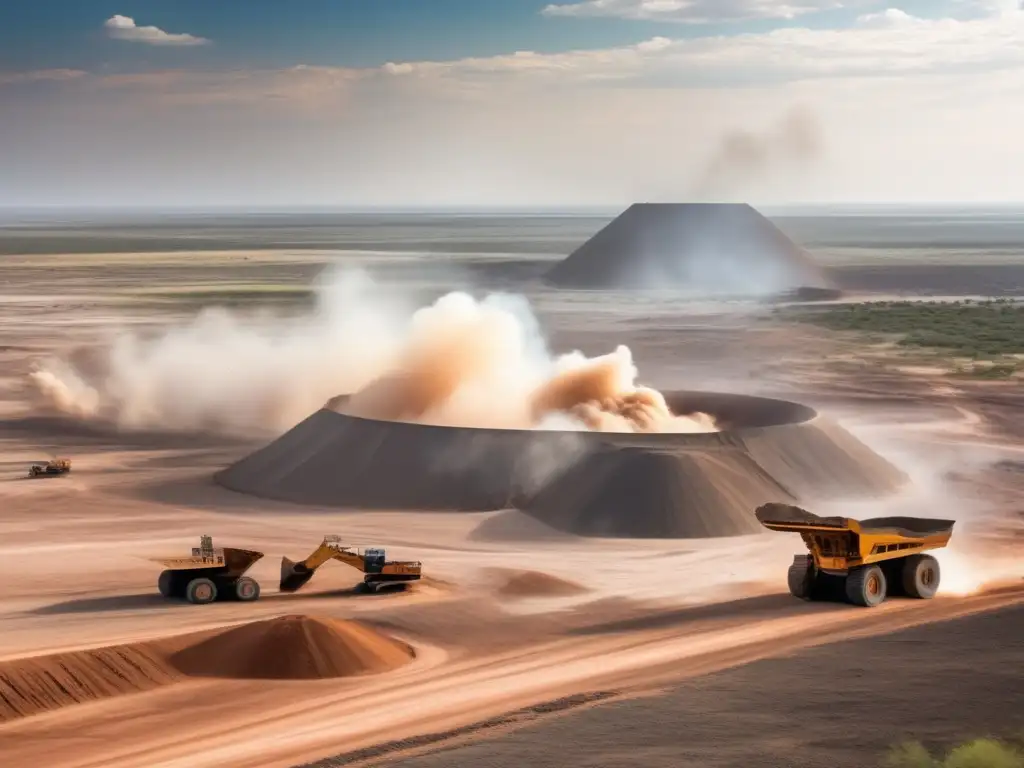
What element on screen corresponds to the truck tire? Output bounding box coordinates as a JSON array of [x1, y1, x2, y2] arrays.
[[234, 576, 260, 602], [846, 565, 887, 607], [901, 554, 940, 599], [787, 555, 814, 599], [185, 577, 218, 605], [158, 570, 176, 598]]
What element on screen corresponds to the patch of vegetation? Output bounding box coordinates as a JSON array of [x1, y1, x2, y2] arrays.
[[778, 299, 1024, 378], [128, 283, 310, 297], [119, 284, 314, 308], [884, 737, 1024, 768]]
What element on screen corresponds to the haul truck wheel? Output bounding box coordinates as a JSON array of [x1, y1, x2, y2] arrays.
[[157, 570, 176, 598], [787, 555, 815, 600], [901, 554, 940, 599], [234, 576, 260, 602], [846, 565, 887, 607], [185, 577, 218, 605]]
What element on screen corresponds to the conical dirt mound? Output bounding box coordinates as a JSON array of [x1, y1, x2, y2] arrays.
[[169, 615, 414, 680], [518, 413, 906, 539], [544, 202, 830, 295], [520, 446, 792, 538]]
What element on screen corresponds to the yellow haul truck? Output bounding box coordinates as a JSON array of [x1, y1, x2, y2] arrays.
[[151, 535, 264, 605], [280, 535, 422, 594], [755, 502, 954, 608]]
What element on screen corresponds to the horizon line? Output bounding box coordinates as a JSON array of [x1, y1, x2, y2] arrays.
[[5, 201, 1024, 214]]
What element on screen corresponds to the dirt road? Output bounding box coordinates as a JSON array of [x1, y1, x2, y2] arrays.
[[1, 585, 1019, 768]]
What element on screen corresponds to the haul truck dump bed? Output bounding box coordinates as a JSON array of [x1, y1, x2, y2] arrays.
[[755, 502, 954, 607]]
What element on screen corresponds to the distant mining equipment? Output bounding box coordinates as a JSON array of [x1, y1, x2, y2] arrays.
[[215, 391, 906, 540]]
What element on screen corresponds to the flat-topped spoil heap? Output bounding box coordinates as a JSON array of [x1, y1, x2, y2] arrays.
[[543, 203, 834, 298], [216, 390, 906, 539]]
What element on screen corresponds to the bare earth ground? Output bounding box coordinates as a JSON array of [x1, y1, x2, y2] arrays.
[[366, 601, 1024, 768], [0, 250, 1022, 768]]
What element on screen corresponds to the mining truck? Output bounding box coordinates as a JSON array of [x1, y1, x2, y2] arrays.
[[151, 535, 264, 605], [28, 458, 71, 477], [280, 535, 422, 594], [755, 502, 954, 608]]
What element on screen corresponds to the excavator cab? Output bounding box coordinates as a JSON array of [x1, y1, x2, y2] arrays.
[[364, 548, 386, 573]]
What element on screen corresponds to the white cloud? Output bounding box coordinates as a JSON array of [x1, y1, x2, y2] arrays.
[[373, 10, 1024, 88], [855, 8, 916, 27], [541, 0, 850, 23], [957, 0, 1024, 16], [103, 14, 210, 46], [3, 8, 1015, 102]]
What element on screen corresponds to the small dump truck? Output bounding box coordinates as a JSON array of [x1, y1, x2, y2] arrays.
[[28, 458, 71, 477], [151, 535, 264, 605], [280, 535, 423, 594], [755, 502, 954, 607]]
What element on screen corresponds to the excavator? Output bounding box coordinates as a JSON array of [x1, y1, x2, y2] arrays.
[[280, 535, 423, 594]]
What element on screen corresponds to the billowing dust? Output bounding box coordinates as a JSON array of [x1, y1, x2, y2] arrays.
[[27, 266, 717, 437]]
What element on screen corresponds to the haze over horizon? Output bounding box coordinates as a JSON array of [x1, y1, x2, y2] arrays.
[[4, 0, 1024, 208]]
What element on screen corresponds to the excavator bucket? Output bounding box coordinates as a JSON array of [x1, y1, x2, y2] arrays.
[[280, 556, 316, 592]]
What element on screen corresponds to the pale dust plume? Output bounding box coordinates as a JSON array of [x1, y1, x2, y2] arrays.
[[693, 105, 822, 198], [527, 346, 717, 433], [27, 266, 717, 436], [28, 360, 101, 420], [342, 293, 717, 433], [932, 535, 1023, 597]]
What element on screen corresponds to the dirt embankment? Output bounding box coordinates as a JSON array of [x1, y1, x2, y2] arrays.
[[0, 644, 179, 722], [0, 615, 414, 723]]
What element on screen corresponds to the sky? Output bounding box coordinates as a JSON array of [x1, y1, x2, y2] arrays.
[[2, 0, 1024, 207]]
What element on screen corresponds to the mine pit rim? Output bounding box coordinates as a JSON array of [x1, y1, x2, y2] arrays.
[[322, 390, 819, 441]]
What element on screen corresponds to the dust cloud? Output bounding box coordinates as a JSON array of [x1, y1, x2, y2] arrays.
[[527, 347, 717, 433], [27, 266, 716, 438], [827, 419, 1023, 598], [692, 106, 822, 199]]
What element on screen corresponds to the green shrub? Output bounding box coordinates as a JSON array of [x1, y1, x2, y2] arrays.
[[781, 300, 1024, 373], [885, 739, 1024, 768]]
